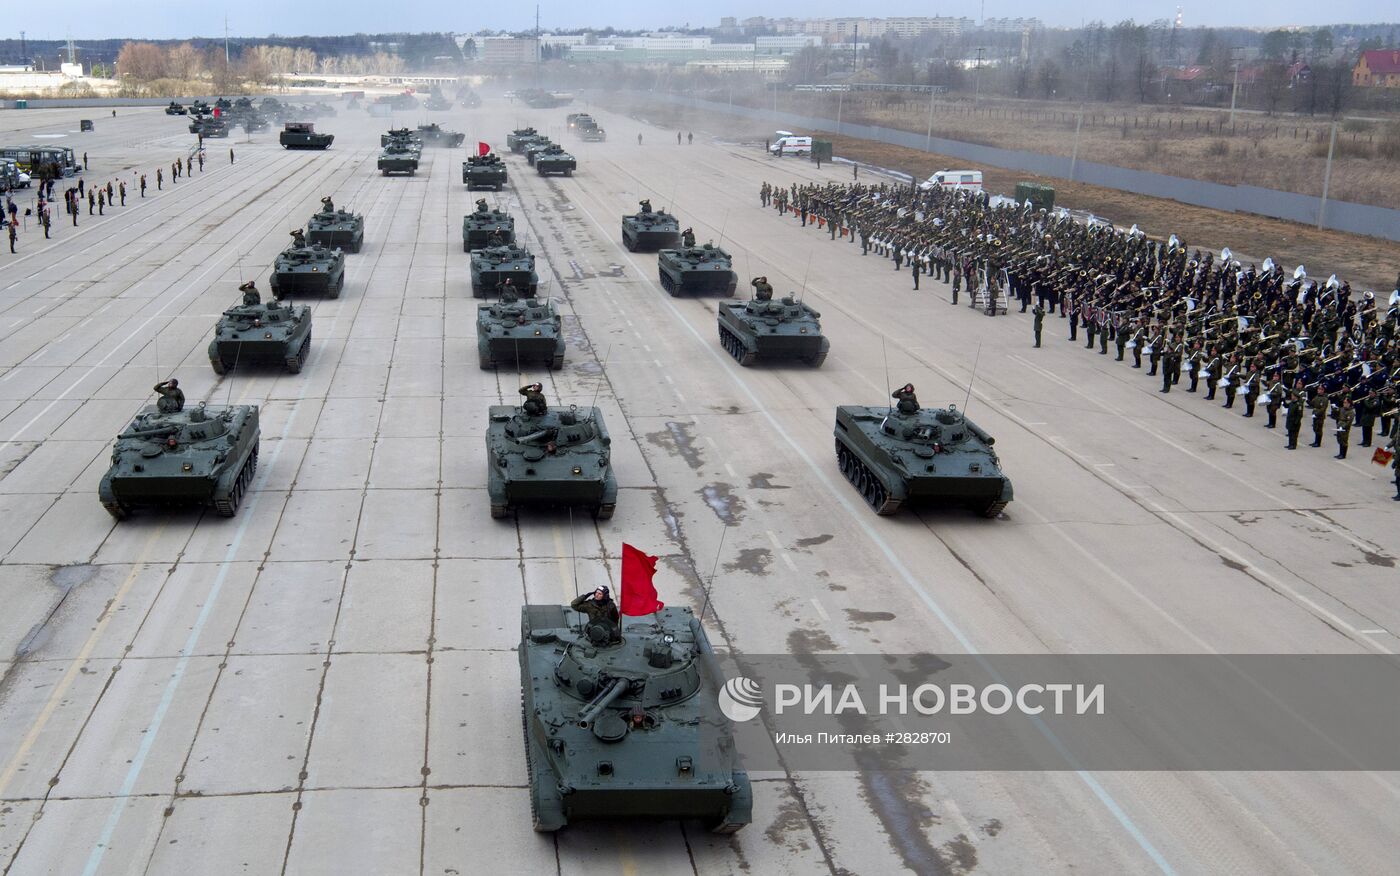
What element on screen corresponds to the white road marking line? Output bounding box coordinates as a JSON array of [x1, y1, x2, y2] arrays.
[[642, 344, 652, 353], [723, 463, 736, 478], [810, 598, 830, 622], [766, 529, 799, 572], [1360, 629, 1389, 635]]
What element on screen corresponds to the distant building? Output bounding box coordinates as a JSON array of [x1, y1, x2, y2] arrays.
[[979, 17, 1043, 33], [478, 37, 540, 65], [756, 35, 824, 55], [1353, 49, 1400, 87]]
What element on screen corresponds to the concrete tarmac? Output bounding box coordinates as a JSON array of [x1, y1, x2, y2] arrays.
[[0, 101, 1395, 875]]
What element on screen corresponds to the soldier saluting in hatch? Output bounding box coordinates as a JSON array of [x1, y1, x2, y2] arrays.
[[570, 585, 620, 644], [638, 199, 653, 214], [289, 228, 307, 248], [892, 383, 919, 414], [474, 198, 490, 214], [319, 195, 335, 214], [750, 276, 773, 301], [519, 383, 547, 416], [681, 227, 696, 248], [153, 379, 185, 413], [239, 280, 260, 306]]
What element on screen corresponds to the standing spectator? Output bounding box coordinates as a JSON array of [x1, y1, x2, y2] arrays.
[[88, 190, 95, 215], [82, 152, 88, 170], [229, 147, 235, 164], [8, 220, 16, 254], [119, 181, 126, 205], [97, 190, 105, 215], [156, 168, 163, 190]]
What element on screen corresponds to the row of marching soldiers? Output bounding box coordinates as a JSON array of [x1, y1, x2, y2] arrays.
[[758, 178, 1400, 501]]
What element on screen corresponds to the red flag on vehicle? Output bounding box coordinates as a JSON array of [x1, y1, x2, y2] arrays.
[[1372, 446, 1394, 467], [478, 141, 491, 156], [212, 107, 221, 118], [620, 543, 664, 616]]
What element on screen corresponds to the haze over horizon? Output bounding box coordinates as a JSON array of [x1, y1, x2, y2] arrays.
[[9, 2, 1394, 43]]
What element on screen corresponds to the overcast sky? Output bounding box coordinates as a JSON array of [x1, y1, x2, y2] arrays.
[[15, 2, 1391, 41]]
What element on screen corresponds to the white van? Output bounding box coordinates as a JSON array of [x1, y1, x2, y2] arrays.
[[769, 131, 813, 156], [919, 169, 983, 194]]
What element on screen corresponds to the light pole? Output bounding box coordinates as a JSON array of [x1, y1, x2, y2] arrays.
[[1228, 46, 1244, 126], [973, 47, 986, 107]]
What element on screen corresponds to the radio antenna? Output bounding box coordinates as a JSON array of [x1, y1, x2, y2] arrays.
[[797, 251, 813, 303], [961, 342, 982, 416], [882, 335, 892, 414], [715, 208, 731, 251], [587, 344, 612, 415], [665, 178, 679, 215], [696, 522, 728, 627]]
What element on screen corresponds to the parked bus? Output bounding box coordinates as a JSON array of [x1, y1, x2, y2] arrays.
[[0, 145, 79, 177]]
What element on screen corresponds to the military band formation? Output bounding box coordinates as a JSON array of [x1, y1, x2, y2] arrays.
[[758, 178, 1400, 500]]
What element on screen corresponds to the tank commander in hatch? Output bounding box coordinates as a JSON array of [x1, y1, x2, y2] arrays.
[[750, 276, 773, 301], [319, 195, 334, 214], [520, 383, 547, 416], [153, 379, 185, 414], [571, 586, 621, 644], [289, 228, 306, 248], [638, 199, 653, 214], [892, 383, 920, 414], [475, 198, 490, 214], [239, 280, 260, 306], [681, 227, 696, 248]]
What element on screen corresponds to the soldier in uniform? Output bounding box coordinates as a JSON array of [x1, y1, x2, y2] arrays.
[[239, 280, 260, 306], [1309, 390, 1330, 448], [750, 276, 773, 301], [1334, 396, 1354, 459], [320, 196, 335, 214], [1285, 381, 1305, 449], [474, 198, 489, 214], [681, 227, 696, 248], [153, 379, 184, 413], [1160, 343, 1181, 394], [290, 228, 306, 248], [892, 383, 920, 414], [639, 199, 653, 214], [519, 382, 547, 416], [1032, 302, 1045, 348], [570, 586, 621, 644], [1389, 417, 1400, 500]]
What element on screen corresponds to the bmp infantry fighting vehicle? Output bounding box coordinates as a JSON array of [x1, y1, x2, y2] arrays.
[[378, 141, 420, 176], [657, 244, 738, 296], [280, 122, 333, 150], [621, 201, 680, 252], [462, 201, 515, 251], [270, 230, 346, 298], [209, 287, 312, 374], [416, 123, 465, 147], [477, 292, 564, 370], [381, 128, 423, 149], [717, 293, 828, 367], [834, 385, 1013, 517], [424, 95, 453, 112], [578, 122, 607, 142], [462, 153, 508, 191], [99, 387, 260, 519], [507, 127, 541, 152], [486, 388, 616, 519], [165, 101, 187, 115], [306, 196, 364, 253], [535, 144, 577, 177], [471, 245, 538, 297], [523, 139, 554, 165], [190, 116, 228, 138], [518, 602, 752, 833]]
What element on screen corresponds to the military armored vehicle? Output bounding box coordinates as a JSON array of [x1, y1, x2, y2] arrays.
[[579, 122, 607, 142], [535, 145, 577, 177], [717, 296, 828, 367], [621, 206, 680, 252], [566, 113, 591, 131], [416, 123, 466, 147], [378, 141, 420, 176], [477, 294, 563, 370], [424, 95, 453, 112], [518, 603, 753, 833], [214, 97, 232, 111], [188, 100, 211, 116], [242, 112, 270, 133], [507, 127, 541, 152], [458, 89, 483, 109], [834, 396, 1013, 517], [280, 122, 333, 150], [165, 102, 187, 115], [270, 235, 346, 298], [306, 200, 364, 253], [190, 116, 229, 138], [524, 139, 555, 166], [462, 204, 515, 251], [209, 297, 313, 374], [657, 245, 738, 297], [462, 153, 508, 191], [470, 245, 538, 297], [99, 400, 261, 519], [381, 128, 423, 149], [486, 395, 616, 518]]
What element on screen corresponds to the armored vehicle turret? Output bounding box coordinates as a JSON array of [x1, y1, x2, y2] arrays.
[[523, 138, 554, 165], [535, 145, 577, 177], [519, 603, 752, 833], [657, 244, 738, 297], [99, 396, 260, 520], [381, 128, 423, 149], [188, 100, 211, 116], [507, 127, 540, 152], [378, 141, 420, 176], [462, 153, 507, 191], [477, 294, 564, 370], [416, 122, 465, 147], [190, 116, 229, 138], [424, 95, 453, 112], [717, 295, 828, 367], [165, 102, 187, 116], [279, 122, 333, 150], [470, 245, 538, 297], [306, 198, 364, 253], [834, 388, 1013, 517], [621, 204, 680, 252], [209, 294, 312, 374], [242, 112, 270, 133], [462, 203, 515, 251], [486, 390, 616, 519], [270, 232, 346, 298]]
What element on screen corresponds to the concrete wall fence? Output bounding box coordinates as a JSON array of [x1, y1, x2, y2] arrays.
[[648, 93, 1400, 244]]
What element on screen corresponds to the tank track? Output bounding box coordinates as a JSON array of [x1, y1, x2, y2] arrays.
[[659, 271, 678, 296], [550, 352, 565, 370], [717, 325, 756, 366], [835, 440, 901, 515], [523, 692, 565, 832], [982, 500, 1008, 519], [491, 503, 510, 519], [102, 500, 131, 520], [805, 349, 828, 368], [595, 503, 615, 520], [211, 447, 258, 518], [285, 331, 311, 373]]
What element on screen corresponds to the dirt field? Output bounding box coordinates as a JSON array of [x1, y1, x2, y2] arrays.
[[747, 91, 1400, 209], [608, 93, 1399, 294]]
